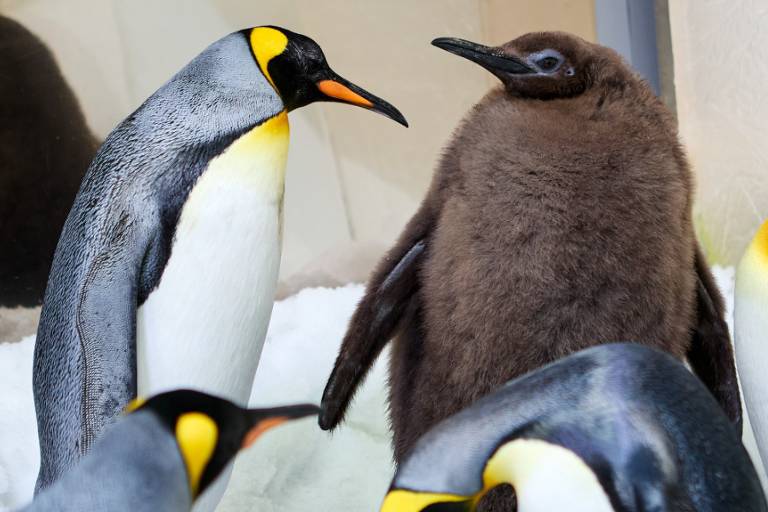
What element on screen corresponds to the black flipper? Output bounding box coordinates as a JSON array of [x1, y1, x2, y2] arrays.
[[76, 214, 144, 451], [319, 202, 435, 431], [687, 244, 743, 434]]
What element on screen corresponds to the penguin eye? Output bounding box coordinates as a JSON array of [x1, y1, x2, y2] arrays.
[[536, 56, 561, 72]]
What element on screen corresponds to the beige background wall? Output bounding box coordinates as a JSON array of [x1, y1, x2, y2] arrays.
[[1, 0, 596, 293], [669, 0, 768, 264], [8, 2, 763, 299]]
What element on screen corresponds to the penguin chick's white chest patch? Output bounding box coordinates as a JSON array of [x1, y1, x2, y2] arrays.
[[137, 112, 289, 403]]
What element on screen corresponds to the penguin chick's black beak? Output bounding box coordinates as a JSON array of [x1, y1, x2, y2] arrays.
[[242, 404, 320, 448], [315, 72, 408, 127], [432, 37, 534, 75]]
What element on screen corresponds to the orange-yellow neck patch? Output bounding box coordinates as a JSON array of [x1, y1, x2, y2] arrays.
[[750, 220, 768, 265], [123, 397, 146, 414], [380, 489, 471, 512], [250, 27, 289, 89]]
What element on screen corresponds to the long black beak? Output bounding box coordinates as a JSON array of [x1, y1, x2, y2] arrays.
[[432, 37, 534, 75], [250, 403, 320, 422], [316, 71, 408, 127]]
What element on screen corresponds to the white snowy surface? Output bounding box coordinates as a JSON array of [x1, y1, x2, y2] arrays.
[[0, 271, 766, 511], [217, 285, 393, 512], [0, 284, 394, 512], [0, 336, 37, 509]]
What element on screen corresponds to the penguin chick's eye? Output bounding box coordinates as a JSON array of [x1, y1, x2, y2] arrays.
[[536, 56, 561, 72]]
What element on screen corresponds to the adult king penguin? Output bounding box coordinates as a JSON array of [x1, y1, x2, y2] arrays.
[[380, 344, 766, 512], [735, 219, 768, 473], [33, 25, 406, 493], [23, 389, 318, 512], [320, 32, 741, 463]]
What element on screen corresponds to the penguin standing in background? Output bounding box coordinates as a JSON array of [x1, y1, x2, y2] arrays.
[[380, 343, 766, 512], [0, 15, 97, 307], [22, 389, 318, 512], [320, 31, 741, 479], [33, 25, 406, 495], [735, 219, 768, 473]]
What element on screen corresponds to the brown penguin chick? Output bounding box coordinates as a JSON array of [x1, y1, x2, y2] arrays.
[[0, 16, 98, 307], [320, 32, 741, 470]]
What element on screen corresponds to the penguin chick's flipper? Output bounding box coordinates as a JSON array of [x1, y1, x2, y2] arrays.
[[319, 203, 434, 430], [77, 216, 144, 451], [687, 244, 743, 433]]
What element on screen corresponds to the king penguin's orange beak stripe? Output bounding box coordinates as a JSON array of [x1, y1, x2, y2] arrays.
[[317, 80, 374, 108], [241, 417, 289, 449]]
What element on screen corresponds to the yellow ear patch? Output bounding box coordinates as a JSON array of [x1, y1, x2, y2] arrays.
[[176, 412, 219, 497], [250, 27, 289, 89], [380, 489, 470, 512]]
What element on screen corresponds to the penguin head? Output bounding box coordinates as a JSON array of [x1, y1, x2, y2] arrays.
[[127, 389, 318, 499], [381, 438, 616, 512], [432, 31, 630, 99], [247, 26, 407, 125]]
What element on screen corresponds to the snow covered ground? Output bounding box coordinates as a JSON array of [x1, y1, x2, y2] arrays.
[[0, 284, 394, 511], [0, 270, 765, 510]]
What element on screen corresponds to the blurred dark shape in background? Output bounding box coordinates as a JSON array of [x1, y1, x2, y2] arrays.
[[0, 15, 98, 307]]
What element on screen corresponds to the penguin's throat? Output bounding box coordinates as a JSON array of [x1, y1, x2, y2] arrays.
[[208, 111, 290, 202], [749, 220, 768, 267], [481, 439, 613, 512]]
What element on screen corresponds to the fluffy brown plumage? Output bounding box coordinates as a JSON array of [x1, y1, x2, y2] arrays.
[[320, 32, 740, 509]]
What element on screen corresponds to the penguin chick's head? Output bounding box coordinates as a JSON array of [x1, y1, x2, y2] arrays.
[[127, 390, 318, 499], [432, 31, 629, 99], [247, 26, 407, 126]]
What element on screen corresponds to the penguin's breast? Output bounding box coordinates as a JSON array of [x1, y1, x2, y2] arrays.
[[136, 112, 290, 404], [487, 439, 614, 512], [734, 222, 768, 464]]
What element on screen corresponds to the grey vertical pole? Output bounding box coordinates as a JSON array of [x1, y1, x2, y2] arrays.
[[594, 0, 665, 98], [654, 0, 677, 114]]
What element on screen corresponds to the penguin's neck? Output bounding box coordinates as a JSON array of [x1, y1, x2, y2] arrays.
[[481, 439, 613, 512], [197, 111, 290, 208], [136, 111, 290, 403]]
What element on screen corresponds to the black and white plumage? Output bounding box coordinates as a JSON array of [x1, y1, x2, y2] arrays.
[[32, 26, 405, 500]]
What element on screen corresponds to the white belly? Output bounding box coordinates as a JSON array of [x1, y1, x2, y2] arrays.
[[137, 112, 289, 405]]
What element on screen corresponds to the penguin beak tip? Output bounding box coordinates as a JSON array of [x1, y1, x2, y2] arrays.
[[431, 37, 466, 53], [391, 111, 409, 128], [431, 37, 451, 48]]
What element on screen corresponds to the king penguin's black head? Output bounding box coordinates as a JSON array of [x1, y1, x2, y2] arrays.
[[432, 31, 631, 100], [245, 25, 407, 126], [128, 389, 318, 499]]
